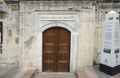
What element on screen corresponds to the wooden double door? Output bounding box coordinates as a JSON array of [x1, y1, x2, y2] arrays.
[[42, 27, 71, 72]]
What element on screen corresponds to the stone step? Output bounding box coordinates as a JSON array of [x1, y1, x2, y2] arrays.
[[76, 67, 99, 78], [0, 65, 12, 76], [13, 68, 35, 78], [0, 68, 19, 78], [36, 72, 77, 78], [23, 69, 35, 78]]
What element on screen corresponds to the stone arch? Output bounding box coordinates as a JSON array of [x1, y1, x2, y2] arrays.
[[35, 22, 78, 72], [39, 22, 75, 32]]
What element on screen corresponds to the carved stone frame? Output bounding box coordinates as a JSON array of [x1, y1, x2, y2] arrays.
[[35, 11, 80, 72]]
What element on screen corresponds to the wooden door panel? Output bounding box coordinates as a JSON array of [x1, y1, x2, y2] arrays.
[[57, 63, 69, 72], [43, 28, 57, 72], [57, 28, 70, 72], [43, 27, 70, 72]]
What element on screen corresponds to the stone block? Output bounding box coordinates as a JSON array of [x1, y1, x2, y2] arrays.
[[26, 62, 34, 67], [13, 68, 35, 78], [21, 61, 34, 68], [85, 68, 99, 78], [76, 67, 99, 78], [76, 68, 86, 78]]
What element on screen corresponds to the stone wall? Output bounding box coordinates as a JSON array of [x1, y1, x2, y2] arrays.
[[0, 3, 20, 66], [19, 1, 96, 69], [0, 0, 107, 70]]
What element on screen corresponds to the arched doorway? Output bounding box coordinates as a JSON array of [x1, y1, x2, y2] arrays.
[[42, 27, 71, 72]]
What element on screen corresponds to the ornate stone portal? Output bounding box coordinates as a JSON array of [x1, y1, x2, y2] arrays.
[[34, 11, 80, 72]]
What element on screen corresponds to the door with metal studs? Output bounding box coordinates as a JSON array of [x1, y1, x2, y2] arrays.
[[42, 27, 71, 72]]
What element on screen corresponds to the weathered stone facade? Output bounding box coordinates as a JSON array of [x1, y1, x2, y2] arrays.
[[0, 0, 119, 72]]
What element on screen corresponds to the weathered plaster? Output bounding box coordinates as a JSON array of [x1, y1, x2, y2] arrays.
[[0, 1, 102, 71]]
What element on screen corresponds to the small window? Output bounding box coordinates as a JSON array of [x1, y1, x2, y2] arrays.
[[0, 46, 2, 53], [109, 17, 113, 20], [11, 4, 19, 11], [0, 22, 2, 54], [115, 49, 119, 54], [0, 22, 3, 44], [104, 48, 111, 53], [116, 17, 119, 20]]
